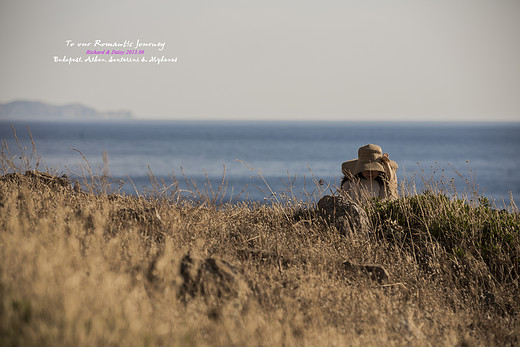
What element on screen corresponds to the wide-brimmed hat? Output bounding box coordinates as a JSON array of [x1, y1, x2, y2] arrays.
[[342, 144, 398, 177]]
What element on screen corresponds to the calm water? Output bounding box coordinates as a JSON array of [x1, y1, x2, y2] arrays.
[[1, 120, 519, 204]]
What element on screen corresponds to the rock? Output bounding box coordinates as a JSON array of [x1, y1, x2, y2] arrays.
[[317, 195, 370, 235], [178, 254, 251, 302], [343, 260, 390, 284]]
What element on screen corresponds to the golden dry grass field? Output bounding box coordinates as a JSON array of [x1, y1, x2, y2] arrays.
[[1, 144, 519, 346]]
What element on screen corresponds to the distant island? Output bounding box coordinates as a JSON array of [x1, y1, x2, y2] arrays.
[[0, 100, 134, 121]]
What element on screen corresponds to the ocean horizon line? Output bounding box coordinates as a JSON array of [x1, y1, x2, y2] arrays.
[[2, 118, 520, 126]]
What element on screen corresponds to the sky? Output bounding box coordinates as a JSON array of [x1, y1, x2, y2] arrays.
[[1, 0, 519, 121]]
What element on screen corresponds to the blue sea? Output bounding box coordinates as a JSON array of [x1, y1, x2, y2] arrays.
[[1, 120, 519, 205]]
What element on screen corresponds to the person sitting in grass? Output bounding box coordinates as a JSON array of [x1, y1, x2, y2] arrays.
[[340, 144, 398, 201]]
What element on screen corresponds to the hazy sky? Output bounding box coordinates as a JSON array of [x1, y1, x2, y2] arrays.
[[1, 0, 519, 121]]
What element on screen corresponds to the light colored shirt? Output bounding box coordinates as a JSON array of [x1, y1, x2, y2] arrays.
[[341, 177, 383, 201]]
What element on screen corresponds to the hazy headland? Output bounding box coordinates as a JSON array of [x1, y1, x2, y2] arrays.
[[0, 100, 133, 121]]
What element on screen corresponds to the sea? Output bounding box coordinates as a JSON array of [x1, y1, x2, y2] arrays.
[[1, 120, 519, 206]]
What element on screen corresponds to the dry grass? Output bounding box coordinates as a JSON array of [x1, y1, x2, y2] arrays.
[[1, 138, 519, 346]]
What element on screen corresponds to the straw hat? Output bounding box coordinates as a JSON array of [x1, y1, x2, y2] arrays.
[[342, 144, 398, 177]]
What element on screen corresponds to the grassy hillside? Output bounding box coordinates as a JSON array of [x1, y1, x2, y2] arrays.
[[1, 148, 519, 346]]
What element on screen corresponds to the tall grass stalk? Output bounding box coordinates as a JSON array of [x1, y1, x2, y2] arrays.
[[1, 131, 519, 346]]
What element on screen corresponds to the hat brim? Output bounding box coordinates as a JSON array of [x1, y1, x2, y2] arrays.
[[342, 158, 398, 176]]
